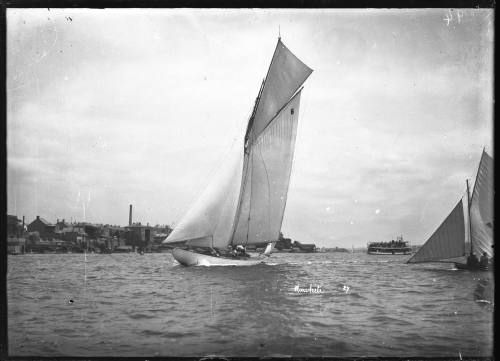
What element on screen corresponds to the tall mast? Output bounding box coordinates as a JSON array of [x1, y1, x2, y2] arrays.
[[466, 179, 472, 255], [244, 79, 265, 151]]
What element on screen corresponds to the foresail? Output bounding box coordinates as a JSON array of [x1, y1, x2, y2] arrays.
[[470, 151, 494, 257], [248, 39, 312, 143], [232, 91, 302, 246], [163, 145, 243, 249], [407, 200, 466, 263]]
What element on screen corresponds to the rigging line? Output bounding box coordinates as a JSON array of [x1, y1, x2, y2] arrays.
[[245, 79, 266, 148], [277, 110, 298, 237], [249, 83, 305, 148], [245, 150, 254, 246], [258, 142, 272, 235], [229, 134, 254, 247], [469, 149, 485, 206], [169, 115, 245, 227], [466, 179, 473, 254], [244, 39, 281, 146], [210, 145, 240, 247], [245, 39, 312, 149], [229, 153, 249, 247], [457, 188, 470, 253], [229, 106, 257, 246], [229, 80, 265, 245], [251, 88, 304, 149], [291, 88, 307, 175]]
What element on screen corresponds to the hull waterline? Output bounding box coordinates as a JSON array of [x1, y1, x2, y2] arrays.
[[454, 262, 490, 272], [172, 248, 266, 267]]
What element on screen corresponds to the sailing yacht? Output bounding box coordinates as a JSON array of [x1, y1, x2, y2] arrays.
[[162, 38, 313, 266], [407, 150, 493, 270]]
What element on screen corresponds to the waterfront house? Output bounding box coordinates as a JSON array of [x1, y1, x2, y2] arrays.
[[292, 241, 317, 252], [27, 216, 55, 240], [54, 219, 70, 232]]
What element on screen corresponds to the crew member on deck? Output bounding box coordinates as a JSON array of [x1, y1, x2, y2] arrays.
[[236, 245, 250, 258], [480, 252, 489, 268], [467, 252, 479, 268], [232, 247, 238, 257]]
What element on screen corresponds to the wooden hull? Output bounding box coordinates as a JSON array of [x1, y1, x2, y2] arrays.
[[172, 248, 266, 267], [454, 262, 489, 271]]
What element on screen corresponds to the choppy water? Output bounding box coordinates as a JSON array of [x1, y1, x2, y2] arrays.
[[7, 252, 494, 357]]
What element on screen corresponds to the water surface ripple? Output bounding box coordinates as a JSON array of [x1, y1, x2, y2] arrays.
[[7, 252, 494, 357]]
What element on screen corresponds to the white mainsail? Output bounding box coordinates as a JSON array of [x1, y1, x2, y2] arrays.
[[231, 91, 302, 246], [470, 150, 494, 257], [407, 199, 466, 263], [163, 38, 312, 250], [231, 38, 312, 246]]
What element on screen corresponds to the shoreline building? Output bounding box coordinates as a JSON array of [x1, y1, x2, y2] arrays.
[[27, 216, 55, 240], [7, 215, 26, 254]]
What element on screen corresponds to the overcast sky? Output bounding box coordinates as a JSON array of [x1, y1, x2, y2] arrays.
[[7, 9, 493, 247]]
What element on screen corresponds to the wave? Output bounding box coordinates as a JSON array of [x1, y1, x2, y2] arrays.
[[127, 312, 157, 320]]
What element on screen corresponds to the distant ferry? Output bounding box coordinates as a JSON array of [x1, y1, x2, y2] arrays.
[[367, 236, 412, 255]]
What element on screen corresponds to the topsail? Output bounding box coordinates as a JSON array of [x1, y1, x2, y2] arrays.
[[164, 38, 312, 249], [245, 39, 313, 145]]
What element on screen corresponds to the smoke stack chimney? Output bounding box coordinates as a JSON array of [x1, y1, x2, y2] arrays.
[[129, 204, 132, 226]]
